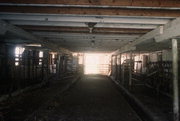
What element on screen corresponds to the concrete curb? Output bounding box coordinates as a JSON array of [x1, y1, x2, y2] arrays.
[[110, 77, 168, 121], [0, 75, 79, 102], [0, 80, 49, 102]]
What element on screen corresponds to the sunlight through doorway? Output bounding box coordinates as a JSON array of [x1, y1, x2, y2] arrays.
[[84, 53, 110, 75]]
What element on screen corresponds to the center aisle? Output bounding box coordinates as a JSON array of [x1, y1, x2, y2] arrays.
[[28, 75, 142, 121]]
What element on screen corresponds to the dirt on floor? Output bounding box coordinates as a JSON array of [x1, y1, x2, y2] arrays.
[[25, 75, 142, 121], [0, 76, 78, 121]]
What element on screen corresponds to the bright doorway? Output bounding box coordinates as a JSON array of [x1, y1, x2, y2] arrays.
[[84, 53, 110, 75]]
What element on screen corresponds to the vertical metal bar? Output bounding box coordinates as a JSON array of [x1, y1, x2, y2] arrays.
[[41, 51, 44, 81], [32, 51, 35, 81], [23, 50, 26, 87], [56, 54, 59, 78], [116, 55, 119, 80], [27, 50, 30, 84], [112, 55, 114, 78], [47, 51, 50, 76], [122, 54, 125, 85], [57, 55, 59, 76], [115, 55, 117, 80], [35, 55, 37, 80], [60, 56, 63, 77], [64, 56, 67, 73], [129, 51, 133, 87], [62, 56, 65, 75], [172, 38, 179, 121], [119, 54, 122, 83], [82, 53, 85, 74], [110, 55, 113, 76]]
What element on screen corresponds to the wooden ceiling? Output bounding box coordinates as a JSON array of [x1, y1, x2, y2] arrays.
[[0, 0, 180, 52]]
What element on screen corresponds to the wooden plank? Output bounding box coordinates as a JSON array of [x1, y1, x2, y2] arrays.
[[0, 0, 180, 7], [1, 6, 180, 17]]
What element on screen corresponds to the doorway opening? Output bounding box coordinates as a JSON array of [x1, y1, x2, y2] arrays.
[[84, 53, 110, 75]]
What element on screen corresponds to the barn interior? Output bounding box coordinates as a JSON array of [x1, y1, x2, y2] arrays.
[[0, 1, 180, 121]]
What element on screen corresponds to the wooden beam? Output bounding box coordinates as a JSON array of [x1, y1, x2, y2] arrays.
[[155, 17, 180, 42], [0, 19, 37, 40], [0, 0, 180, 7], [136, 41, 171, 51], [0, 20, 71, 54], [112, 26, 163, 54], [113, 17, 180, 54], [20, 26, 150, 34], [1, 6, 180, 17], [113, 47, 136, 55]]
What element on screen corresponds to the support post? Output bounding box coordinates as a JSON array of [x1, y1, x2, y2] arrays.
[[129, 51, 133, 88], [172, 38, 179, 121]]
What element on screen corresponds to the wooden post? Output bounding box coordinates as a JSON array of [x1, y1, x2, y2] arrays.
[[172, 38, 179, 121]]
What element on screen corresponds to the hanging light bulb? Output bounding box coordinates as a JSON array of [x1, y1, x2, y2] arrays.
[[89, 27, 93, 33], [85, 22, 97, 33]]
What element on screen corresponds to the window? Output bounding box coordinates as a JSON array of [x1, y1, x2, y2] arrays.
[[15, 47, 25, 66], [39, 51, 43, 65]]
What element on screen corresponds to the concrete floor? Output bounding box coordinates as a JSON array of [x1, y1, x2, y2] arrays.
[[26, 75, 142, 121], [0, 76, 78, 121]]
